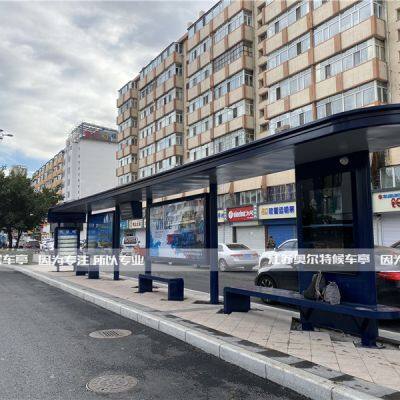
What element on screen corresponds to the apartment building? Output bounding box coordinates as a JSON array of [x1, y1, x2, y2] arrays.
[[32, 150, 65, 197], [64, 122, 118, 202], [116, 77, 140, 186], [116, 0, 400, 249]]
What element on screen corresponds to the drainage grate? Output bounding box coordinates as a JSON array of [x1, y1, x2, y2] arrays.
[[86, 374, 138, 393], [89, 329, 132, 339]]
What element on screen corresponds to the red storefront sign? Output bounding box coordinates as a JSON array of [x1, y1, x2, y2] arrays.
[[227, 206, 256, 222]]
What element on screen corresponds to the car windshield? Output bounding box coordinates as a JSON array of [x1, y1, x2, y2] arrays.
[[226, 244, 249, 250]]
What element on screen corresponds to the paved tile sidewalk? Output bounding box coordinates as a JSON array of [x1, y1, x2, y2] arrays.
[[23, 265, 400, 392]]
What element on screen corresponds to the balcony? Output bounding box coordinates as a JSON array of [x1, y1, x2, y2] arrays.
[[213, 55, 253, 86], [117, 108, 137, 125], [117, 88, 138, 108], [213, 115, 254, 139]]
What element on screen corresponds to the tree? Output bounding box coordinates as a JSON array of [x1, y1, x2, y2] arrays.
[[0, 168, 61, 248]]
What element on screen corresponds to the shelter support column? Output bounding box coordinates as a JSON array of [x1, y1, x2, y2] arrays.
[[112, 205, 120, 281], [209, 182, 219, 304], [145, 197, 152, 275]]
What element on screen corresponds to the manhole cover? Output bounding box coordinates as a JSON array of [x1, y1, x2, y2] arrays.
[[86, 374, 138, 393], [89, 329, 132, 339]]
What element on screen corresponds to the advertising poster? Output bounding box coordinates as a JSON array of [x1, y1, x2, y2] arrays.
[[87, 212, 113, 249], [149, 197, 206, 261]]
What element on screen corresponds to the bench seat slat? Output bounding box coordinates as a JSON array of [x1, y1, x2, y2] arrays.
[[224, 286, 400, 320]]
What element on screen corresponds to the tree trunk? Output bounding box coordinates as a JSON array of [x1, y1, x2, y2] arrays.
[[7, 227, 13, 249], [15, 229, 23, 249]]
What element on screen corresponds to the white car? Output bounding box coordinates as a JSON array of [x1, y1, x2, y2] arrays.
[[218, 243, 259, 271], [258, 239, 298, 270], [121, 235, 140, 255]]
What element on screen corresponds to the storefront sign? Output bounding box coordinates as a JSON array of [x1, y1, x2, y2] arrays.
[[218, 209, 227, 223], [128, 219, 143, 229], [258, 202, 296, 219], [373, 191, 400, 213], [227, 205, 257, 222]]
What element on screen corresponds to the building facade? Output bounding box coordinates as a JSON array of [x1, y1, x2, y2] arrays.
[[9, 165, 28, 177], [116, 0, 399, 250], [64, 122, 118, 202], [32, 150, 65, 197]]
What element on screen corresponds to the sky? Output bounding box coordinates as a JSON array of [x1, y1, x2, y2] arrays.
[[0, 0, 214, 176]]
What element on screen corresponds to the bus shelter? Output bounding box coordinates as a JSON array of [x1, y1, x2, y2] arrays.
[[49, 105, 400, 340]]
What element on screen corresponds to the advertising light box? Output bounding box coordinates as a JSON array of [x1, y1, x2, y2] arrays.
[[149, 196, 206, 262]]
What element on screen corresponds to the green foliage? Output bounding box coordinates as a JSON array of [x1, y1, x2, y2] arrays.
[[0, 167, 61, 247]]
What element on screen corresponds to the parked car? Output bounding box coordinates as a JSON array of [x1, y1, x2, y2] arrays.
[[23, 240, 40, 250], [121, 235, 141, 255], [258, 239, 298, 270], [256, 239, 400, 306], [218, 243, 259, 271]]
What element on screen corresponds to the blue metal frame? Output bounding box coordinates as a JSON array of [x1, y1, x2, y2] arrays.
[[296, 151, 377, 340]]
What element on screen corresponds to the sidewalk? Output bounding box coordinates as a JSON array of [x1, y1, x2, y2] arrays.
[[9, 264, 400, 400]]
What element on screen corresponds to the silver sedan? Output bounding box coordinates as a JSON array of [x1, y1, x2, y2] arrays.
[[218, 243, 259, 271]]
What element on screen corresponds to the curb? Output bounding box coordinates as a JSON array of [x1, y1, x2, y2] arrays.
[[9, 266, 396, 400]]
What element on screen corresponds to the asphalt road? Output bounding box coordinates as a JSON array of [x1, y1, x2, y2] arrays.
[[0, 266, 306, 400]]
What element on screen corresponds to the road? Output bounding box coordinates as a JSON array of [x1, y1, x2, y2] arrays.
[[0, 266, 306, 400]]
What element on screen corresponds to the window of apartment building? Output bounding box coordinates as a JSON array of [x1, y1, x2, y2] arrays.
[[118, 172, 137, 186], [118, 136, 137, 151], [214, 99, 254, 127], [379, 165, 400, 189], [269, 104, 313, 135], [118, 154, 137, 168], [139, 81, 156, 99], [188, 116, 212, 138], [189, 142, 214, 162], [156, 133, 183, 152], [140, 42, 182, 79], [118, 98, 137, 115], [188, 0, 232, 38], [268, 68, 312, 103], [157, 156, 183, 173], [316, 81, 388, 118], [315, 38, 385, 82], [214, 70, 253, 99], [156, 111, 183, 130], [266, 183, 296, 203], [188, 37, 212, 63], [214, 10, 253, 44], [218, 193, 237, 208], [313, 0, 328, 9], [213, 129, 254, 153], [213, 41, 253, 73], [266, 1, 309, 38], [267, 33, 310, 70], [156, 88, 183, 109], [239, 189, 263, 205], [156, 64, 182, 86], [187, 64, 212, 89], [139, 103, 155, 120], [139, 123, 155, 139], [314, 0, 385, 46], [188, 90, 212, 113], [118, 80, 137, 96], [118, 117, 137, 132], [139, 143, 155, 159], [139, 163, 156, 179]]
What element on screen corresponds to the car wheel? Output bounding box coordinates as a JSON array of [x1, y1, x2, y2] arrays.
[[219, 259, 228, 272], [258, 275, 276, 304]]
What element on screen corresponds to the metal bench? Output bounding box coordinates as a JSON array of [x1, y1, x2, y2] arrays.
[[223, 286, 400, 346], [138, 274, 184, 301]]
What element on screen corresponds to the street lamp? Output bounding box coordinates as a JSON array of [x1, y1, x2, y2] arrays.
[[0, 129, 14, 141]]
